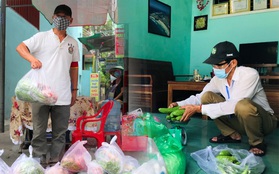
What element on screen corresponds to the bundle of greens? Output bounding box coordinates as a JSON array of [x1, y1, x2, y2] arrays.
[[15, 78, 58, 104]]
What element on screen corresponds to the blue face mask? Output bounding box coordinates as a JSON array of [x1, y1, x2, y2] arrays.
[[213, 62, 232, 79]]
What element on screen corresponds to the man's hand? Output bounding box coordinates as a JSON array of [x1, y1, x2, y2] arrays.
[[70, 91, 77, 106], [180, 105, 201, 121], [168, 102, 178, 108], [30, 58, 42, 69]]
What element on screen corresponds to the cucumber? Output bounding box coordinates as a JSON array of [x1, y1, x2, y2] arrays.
[[176, 115, 182, 121], [158, 106, 179, 114], [216, 155, 238, 164], [171, 109, 185, 116], [217, 150, 232, 156], [166, 115, 171, 120]]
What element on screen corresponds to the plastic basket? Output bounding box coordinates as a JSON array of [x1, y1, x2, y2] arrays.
[[121, 135, 148, 151]]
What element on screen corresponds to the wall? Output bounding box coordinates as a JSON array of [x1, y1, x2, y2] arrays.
[[5, 8, 82, 120], [118, 0, 192, 75], [190, 3, 279, 77]]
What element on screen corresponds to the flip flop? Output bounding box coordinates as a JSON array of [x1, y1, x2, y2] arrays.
[[249, 142, 267, 156], [209, 134, 241, 143]]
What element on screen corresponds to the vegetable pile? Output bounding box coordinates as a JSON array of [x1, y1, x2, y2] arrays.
[[15, 78, 58, 105], [216, 150, 250, 174], [158, 106, 185, 122]]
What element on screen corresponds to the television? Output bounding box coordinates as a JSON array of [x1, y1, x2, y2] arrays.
[[239, 41, 278, 66]]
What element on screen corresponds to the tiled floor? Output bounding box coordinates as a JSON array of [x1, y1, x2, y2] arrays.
[[1, 114, 279, 173]]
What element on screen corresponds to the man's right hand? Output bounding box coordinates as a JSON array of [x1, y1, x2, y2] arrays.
[[31, 58, 42, 69]]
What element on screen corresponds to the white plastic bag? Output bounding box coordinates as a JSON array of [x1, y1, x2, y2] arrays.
[[132, 158, 167, 174], [11, 146, 44, 174], [122, 155, 140, 173], [190, 145, 265, 174], [61, 140, 92, 173], [0, 149, 12, 174], [86, 160, 104, 174], [45, 162, 70, 174], [95, 136, 125, 174], [15, 69, 58, 104]]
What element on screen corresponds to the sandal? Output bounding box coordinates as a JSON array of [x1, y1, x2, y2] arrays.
[[209, 134, 241, 143], [249, 142, 266, 156]]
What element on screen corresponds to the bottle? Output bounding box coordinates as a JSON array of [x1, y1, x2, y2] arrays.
[[193, 69, 201, 82]]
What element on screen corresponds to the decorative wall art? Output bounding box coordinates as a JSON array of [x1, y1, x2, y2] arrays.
[[148, 0, 171, 37], [194, 15, 208, 31], [253, 0, 267, 10], [230, 0, 250, 13], [212, 2, 229, 16]]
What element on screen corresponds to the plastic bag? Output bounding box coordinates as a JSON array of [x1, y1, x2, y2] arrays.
[[0, 149, 12, 174], [122, 155, 140, 173], [133, 113, 169, 138], [61, 140, 92, 173], [15, 69, 58, 104], [87, 160, 104, 174], [45, 162, 70, 174], [132, 158, 167, 174], [11, 146, 44, 174], [95, 136, 125, 174], [190, 145, 265, 174], [154, 133, 186, 174]]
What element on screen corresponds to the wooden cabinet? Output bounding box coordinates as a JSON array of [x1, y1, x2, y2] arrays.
[[128, 75, 153, 112]]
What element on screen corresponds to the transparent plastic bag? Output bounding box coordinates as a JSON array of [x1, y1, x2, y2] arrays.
[[132, 158, 167, 174], [122, 155, 140, 173], [190, 145, 265, 174], [45, 162, 70, 174], [87, 160, 104, 174], [95, 136, 125, 174], [61, 140, 92, 173], [0, 149, 12, 174], [11, 146, 44, 174], [15, 69, 58, 104]]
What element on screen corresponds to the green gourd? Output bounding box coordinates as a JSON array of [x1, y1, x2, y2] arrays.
[[158, 106, 179, 114]]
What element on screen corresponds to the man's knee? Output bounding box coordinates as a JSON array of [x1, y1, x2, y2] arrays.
[[201, 91, 224, 104], [235, 98, 257, 117]]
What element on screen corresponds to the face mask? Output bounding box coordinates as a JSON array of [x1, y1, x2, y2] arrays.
[[110, 75, 116, 82], [213, 62, 232, 79], [53, 16, 70, 30]]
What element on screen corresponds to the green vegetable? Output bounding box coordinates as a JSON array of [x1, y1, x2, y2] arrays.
[[218, 150, 232, 156], [216, 155, 238, 164], [176, 116, 182, 121], [158, 106, 179, 114], [171, 109, 185, 116]]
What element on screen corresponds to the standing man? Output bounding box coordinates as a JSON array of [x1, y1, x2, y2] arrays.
[[16, 4, 80, 165], [169, 41, 277, 156]]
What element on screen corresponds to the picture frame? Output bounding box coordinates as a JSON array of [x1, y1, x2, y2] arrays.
[[194, 15, 208, 31], [148, 0, 171, 37], [212, 2, 229, 16], [253, 0, 267, 10], [230, 0, 250, 13], [270, 0, 279, 8]]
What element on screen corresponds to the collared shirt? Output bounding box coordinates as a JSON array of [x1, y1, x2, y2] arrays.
[[177, 66, 274, 119], [23, 29, 80, 105]]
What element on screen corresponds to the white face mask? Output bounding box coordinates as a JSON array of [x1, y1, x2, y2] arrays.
[[110, 74, 117, 82]]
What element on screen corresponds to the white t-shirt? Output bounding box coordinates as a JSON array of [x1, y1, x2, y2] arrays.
[[23, 29, 80, 105], [177, 66, 274, 119]]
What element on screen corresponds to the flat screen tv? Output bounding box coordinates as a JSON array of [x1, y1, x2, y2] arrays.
[[239, 41, 278, 65]]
